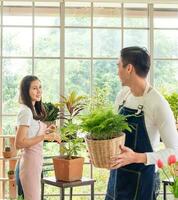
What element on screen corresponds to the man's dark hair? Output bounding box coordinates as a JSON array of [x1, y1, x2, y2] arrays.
[[121, 46, 150, 78]]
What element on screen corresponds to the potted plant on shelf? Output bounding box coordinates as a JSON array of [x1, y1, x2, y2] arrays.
[[164, 92, 178, 129], [81, 106, 131, 169], [53, 91, 86, 182], [8, 170, 15, 179], [3, 146, 13, 159], [43, 102, 59, 126]]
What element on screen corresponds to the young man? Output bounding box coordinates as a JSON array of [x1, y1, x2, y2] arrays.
[[105, 46, 178, 200]]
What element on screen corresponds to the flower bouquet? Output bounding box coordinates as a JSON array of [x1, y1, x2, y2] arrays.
[[157, 155, 178, 199]]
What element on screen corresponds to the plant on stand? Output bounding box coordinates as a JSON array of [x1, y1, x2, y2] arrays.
[[53, 91, 86, 181], [157, 155, 178, 199]]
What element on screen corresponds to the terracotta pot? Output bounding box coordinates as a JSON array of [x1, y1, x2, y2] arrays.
[[85, 133, 125, 169], [53, 156, 84, 182], [3, 151, 13, 158]]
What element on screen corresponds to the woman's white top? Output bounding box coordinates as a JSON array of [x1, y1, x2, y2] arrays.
[[115, 86, 178, 166], [17, 104, 40, 138]]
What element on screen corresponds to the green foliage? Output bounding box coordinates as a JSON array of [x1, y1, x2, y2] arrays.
[[81, 107, 131, 140], [56, 91, 86, 159], [43, 102, 59, 122], [4, 146, 11, 152], [164, 92, 178, 123], [7, 170, 14, 175]]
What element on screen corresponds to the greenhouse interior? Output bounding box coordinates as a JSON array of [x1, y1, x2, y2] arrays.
[[0, 0, 178, 199]]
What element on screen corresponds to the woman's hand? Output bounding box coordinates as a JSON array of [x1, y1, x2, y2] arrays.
[[46, 124, 56, 134], [44, 132, 61, 144]]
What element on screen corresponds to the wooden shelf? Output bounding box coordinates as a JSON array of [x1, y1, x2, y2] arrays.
[[0, 135, 15, 138], [0, 156, 20, 161], [0, 178, 15, 182]]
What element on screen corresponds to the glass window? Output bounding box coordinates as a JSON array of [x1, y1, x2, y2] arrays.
[[93, 60, 120, 103], [35, 2, 60, 26], [154, 4, 178, 28], [93, 29, 121, 58], [34, 59, 60, 102], [65, 28, 91, 57], [124, 29, 148, 48], [65, 59, 90, 95], [2, 59, 32, 115], [154, 60, 178, 93], [65, 2, 91, 27], [3, 28, 32, 57], [154, 30, 178, 58], [124, 3, 148, 27], [93, 3, 121, 27]]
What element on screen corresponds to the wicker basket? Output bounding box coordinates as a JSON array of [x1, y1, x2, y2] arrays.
[[85, 133, 125, 169], [175, 162, 178, 176]]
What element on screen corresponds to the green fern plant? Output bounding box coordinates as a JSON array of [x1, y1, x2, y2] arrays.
[[81, 107, 131, 140]]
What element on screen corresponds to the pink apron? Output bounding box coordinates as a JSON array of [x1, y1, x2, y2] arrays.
[[19, 121, 47, 200]]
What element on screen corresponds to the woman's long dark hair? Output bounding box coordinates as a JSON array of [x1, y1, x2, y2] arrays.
[[19, 75, 46, 121]]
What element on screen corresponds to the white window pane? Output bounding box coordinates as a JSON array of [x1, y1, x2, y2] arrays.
[[124, 30, 148, 48], [154, 30, 178, 58], [34, 28, 60, 57], [3, 6, 32, 25], [154, 4, 178, 28], [65, 3, 91, 27], [93, 3, 121, 27], [2, 59, 32, 115], [124, 3, 148, 28], [35, 6, 60, 26], [154, 60, 178, 93], [93, 29, 121, 58], [65, 29, 91, 57], [34, 59, 60, 102], [65, 59, 90, 95], [2, 116, 16, 136], [3, 28, 32, 57], [93, 60, 120, 103]]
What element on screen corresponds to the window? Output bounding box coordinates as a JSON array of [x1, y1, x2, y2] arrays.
[[0, 1, 178, 199]]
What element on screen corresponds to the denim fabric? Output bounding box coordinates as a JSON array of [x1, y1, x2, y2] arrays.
[[105, 105, 160, 200], [15, 161, 24, 198]]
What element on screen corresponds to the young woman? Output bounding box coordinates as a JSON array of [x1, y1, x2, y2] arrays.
[[15, 75, 61, 200]]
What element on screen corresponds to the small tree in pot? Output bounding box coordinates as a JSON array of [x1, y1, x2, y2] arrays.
[[53, 91, 86, 181], [81, 106, 131, 169]]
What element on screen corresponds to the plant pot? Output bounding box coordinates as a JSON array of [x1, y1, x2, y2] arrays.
[[85, 133, 125, 169], [53, 156, 84, 182], [3, 151, 13, 158]]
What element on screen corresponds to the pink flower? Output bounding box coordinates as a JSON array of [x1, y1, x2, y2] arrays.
[[157, 159, 164, 169], [168, 155, 176, 165]]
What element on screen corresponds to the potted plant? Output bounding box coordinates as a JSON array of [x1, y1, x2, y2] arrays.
[[53, 91, 86, 182], [164, 92, 178, 129], [81, 107, 131, 169], [3, 146, 13, 158], [8, 170, 15, 179], [43, 102, 59, 126]]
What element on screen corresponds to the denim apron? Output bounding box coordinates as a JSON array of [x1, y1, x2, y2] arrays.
[[105, 85, 160, 200]]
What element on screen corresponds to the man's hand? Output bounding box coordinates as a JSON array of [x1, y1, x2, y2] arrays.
[[109, 145, 147, 169]]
